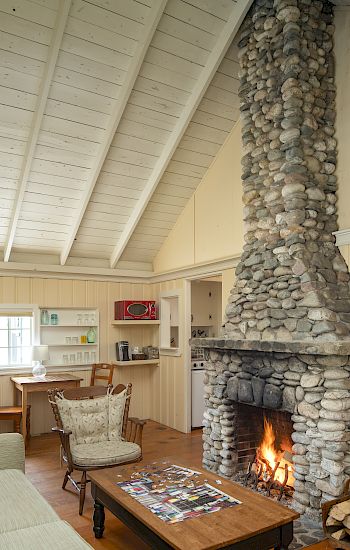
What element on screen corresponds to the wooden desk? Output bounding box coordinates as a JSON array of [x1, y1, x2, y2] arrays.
[[89, 459, 299, 550], [11, 374, 83, 444]]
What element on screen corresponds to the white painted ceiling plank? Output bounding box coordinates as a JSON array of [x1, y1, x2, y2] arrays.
[[59, 0, 167, 266], [3, 0, 72, 262], [110, 0, 253, 268]]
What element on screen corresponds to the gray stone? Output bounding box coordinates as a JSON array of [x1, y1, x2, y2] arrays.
[[226, 377, 238, 401], [298, 401, 320, 420], [283, 386, 296, 412], [263, 384, 282, 409], [238, 379, 253, 403], [251, 377, 265, 406], [300, 373, 322, 388]]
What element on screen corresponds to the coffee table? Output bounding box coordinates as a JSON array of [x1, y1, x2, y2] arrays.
[[89, 459, 299, 549]]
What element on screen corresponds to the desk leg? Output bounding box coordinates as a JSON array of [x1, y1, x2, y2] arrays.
[[21, 388, 28, 446]]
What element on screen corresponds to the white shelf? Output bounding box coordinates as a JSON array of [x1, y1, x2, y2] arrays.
[[47, 343, 97, 347], [40, 324, 98, 328], [114, 360, 159, 366], [111, 320, 160, 326]]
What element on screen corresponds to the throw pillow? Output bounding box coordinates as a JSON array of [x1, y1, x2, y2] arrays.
[[108, 389, 127, 441], [57, 395, 109, 445]]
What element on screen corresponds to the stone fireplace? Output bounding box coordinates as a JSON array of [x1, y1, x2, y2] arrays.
[[191, 0, 350, 518]]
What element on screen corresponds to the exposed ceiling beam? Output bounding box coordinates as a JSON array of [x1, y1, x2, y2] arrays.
[[3, 0, 71, 262], [109, 0, 253, 269], [59, 0, 167, 266]]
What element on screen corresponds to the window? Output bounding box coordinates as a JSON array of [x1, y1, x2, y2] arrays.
[[159, 289, 181, 356], [0, 314, 33, 367]]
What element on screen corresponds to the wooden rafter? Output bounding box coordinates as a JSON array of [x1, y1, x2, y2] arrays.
[[59, 0, 167, 266], [109, 0, 253, 269], [3, 0, 72, 262]]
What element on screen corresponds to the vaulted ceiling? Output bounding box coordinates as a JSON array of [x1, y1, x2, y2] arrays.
[[0, 0, 251, 275]]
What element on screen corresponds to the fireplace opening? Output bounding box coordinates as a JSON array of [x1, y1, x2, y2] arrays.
[[235, 403, 294, 501]]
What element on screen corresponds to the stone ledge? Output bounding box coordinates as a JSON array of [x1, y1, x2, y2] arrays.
[[190, 337, 350, 356]]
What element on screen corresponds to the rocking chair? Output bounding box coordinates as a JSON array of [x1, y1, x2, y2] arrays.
[[48, 384, 145, 515]]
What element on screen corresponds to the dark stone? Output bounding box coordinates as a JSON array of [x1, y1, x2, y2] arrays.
[[238, 379, 253, 403], [263, 384, 282, 409], [252, 377, 265, 406], [227, 377, 238, 401]]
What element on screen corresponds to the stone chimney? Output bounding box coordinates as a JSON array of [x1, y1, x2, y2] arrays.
[[224, 0, 350, 342]]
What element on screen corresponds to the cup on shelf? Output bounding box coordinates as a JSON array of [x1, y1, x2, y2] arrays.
[[90, 314, 95, 325], [69, 353, 76, 364], [65, 336, 72, 344], [73, 336, 79, 344], [77, 314, 82, 325], [84, 351, 90, 363], [77, 352, 82, 363], [84, 314, 89, 325], [62, 354, 68, 365], [80, 335, 87, 344]]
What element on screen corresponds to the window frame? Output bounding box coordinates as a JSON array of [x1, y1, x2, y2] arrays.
[[0, 304, 39, 374]]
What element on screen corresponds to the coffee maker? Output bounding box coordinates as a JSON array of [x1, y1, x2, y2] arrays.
[[116, 341, 131, 361]]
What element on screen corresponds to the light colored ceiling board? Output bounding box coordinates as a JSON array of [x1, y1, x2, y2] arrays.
[[17, 219, 72, 233], [0, 166, 20, 180], [25, 182, 82, 200], [93, 183, 142, 201], [90, 192, 138, 209], [0, 177, 17, 191], [165, 0, 226, 34], [131, 233, 166, 244], [0, 50, 45, 79], [41, 115, 104, 142], [219, 57, 239, 77], [123, 104, 178, 132], [166, 160, 207, 178], [14, 227, 69, 240], [110, 0, 252, 268], [205, 85, 239, 106], [0, 152, 23, 169], [122, 239, 160, 251], [185, 121, 228, 144], [2, 0, 71, 263], [37, 130, 99, 156], [19, 212, 73, 227], [132, 224, 170, 237], [212, 73, 239, 93], [98, 172, 146, 191], [34, 144, 94, 168], [133, 76, 190, 106], [0, 137, 26, 156], [117, 119, 170, 145], [59, 0, 167, 266], [177, 136, 222, 157], [151, 193, 188, 208], [158, 13, 215, 50], [161, 171, 201, 188], [225, 41, 239, 62], [70, 0, 144, 38], [56, 51, 126, 85], [22, 191, 80, 209], [53, 67, 121, 99], [102, 160, 152, 180], [107, 147, 157, 169], [28, 171, 85, 190], [86, 201, 136, 217], [145, 47, 203, 80], [0, 0, 57, 27], [30, 158, 90, 180], [151, 30, 208, 65], [147, 202, 183, 215], [65, 17, 137, 56], [0, 86, 37, 112], [172, 148, 214, 168], [91, 0, 151, 22], [0, 32, 49, 62], [112, 133, 164, 157], [192, 111, 235, 133], [32, 0, 60, 9], [48, 81, 116, 115], [45, 99, 109, 128], [84, 210, 130, 225], [186, 0, 237, 19], [69, 243, 113, 256], [0, 67, 41, 96], [20, 202, 74, 217], [198, 97, 238, 120], [78, 226, 124, 238], [156, 183, 196, 199], [0, 188, 16, 200], [139, 62, 196, 93], [0, 12, 53, 45], [129, 90, 184, 118], [74, 234, 121, 246], [60, 35, 130, 71]]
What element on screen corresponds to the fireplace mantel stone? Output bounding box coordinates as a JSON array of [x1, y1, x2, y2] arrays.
[[191, 337, 350, 356]]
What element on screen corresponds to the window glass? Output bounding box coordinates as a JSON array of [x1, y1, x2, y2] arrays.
[[0, 315, 33, 367]]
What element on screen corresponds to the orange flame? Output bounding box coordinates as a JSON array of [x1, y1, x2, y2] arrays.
[[257, 418, 293, 486]]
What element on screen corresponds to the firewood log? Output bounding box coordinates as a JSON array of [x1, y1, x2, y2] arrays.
[[326, 515, 343, 527], [343, 515, 350, 529], [329, 501, 350, 522], [331, 528, 348, 541]]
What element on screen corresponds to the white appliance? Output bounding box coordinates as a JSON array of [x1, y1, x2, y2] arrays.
[[191, 360, 205, 428]]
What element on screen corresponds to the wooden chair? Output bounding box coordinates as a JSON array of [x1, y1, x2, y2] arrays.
[[90, 363, 114, 386], [48, 384, 146, 515], [0, 405, 31, 447]]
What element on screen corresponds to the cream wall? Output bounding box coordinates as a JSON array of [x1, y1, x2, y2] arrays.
[[0, 275, 189, 435], [154, 122, 244, 273]]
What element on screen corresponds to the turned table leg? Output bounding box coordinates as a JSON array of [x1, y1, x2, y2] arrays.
[[93, 500, 105, 539]]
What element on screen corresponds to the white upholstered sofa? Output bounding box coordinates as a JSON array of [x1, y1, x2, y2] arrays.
[[0, 433, 92, 549]]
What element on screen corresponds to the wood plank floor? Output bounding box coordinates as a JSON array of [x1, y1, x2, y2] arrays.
[[26, 421, 203, 549], [25, 422, 330, 549]]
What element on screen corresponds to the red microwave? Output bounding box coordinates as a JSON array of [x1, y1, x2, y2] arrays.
[[114, 300, 157, 320]]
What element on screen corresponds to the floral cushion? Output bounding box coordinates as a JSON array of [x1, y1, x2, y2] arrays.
[[108, 389, 127, 440], [71, 440, 141, 467]]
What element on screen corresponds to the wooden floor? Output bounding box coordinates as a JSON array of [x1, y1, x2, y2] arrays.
[[26, 422, 330, 550]]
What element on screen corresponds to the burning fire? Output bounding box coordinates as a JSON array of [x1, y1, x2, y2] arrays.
[[256, 418, 294, 486]]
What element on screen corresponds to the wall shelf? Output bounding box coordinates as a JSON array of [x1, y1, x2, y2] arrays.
[[47, 343, 97, 347], [41, 324, 98, 328], [114, 359, 159, 366], [111, 320, 160, 326]]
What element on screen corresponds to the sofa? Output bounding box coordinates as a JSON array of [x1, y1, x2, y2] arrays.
[[0, 433, 93, 549]]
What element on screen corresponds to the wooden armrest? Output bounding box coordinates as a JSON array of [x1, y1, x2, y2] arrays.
[[126, 417, 146, 448], [52, 426, 72, 436], [51, 427, 73, 467]]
